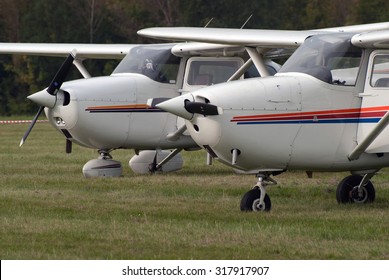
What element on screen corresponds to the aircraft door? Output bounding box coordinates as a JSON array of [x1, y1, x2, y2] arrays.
[[358, 51, 389, 153]]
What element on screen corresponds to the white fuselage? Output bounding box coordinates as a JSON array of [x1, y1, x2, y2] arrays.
[[184, 73, 389, 172]]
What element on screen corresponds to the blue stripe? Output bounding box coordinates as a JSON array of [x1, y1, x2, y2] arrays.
[[236, 118, 381, 125]]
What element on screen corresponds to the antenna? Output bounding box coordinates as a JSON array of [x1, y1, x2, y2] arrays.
[[204, 18, 214, 28], [240, 14, 253, 29]]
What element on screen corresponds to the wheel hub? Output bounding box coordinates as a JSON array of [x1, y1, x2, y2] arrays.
[[252, 198, 266, 211], [350, 187, 368, 203]]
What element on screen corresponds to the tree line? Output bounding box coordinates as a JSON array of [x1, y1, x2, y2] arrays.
[[1, 0, 388, 115]]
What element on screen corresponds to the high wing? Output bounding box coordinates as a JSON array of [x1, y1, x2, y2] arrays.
[[0, 43, 137, 59], [0, 42, 273, 59], [351, 29, 389, 49], [138, 22, 389, 48], [139, 28, 311, 48]]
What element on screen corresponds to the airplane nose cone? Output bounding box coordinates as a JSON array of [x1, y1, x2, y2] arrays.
[[156, 93, 194, 120], [27, 89, 56, 108]]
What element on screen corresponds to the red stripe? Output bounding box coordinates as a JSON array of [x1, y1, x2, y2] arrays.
[[0, 120, 48, 124], [86, 104, 150, 111], [231, 106, 389, 122]]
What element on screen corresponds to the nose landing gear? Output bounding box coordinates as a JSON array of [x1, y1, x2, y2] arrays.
[[240, 173, 277, 212], [82, 149, 122, 178]]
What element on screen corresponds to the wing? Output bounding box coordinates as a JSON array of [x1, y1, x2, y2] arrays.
[[138, 28, 309, 48], [138, 22, 389, 48], [351, 29, 389, 49], [0, 43, 138, 59]]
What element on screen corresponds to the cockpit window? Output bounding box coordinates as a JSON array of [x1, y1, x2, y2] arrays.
[[278, 34, 362, 86], [186, 59, 243, 85], [112, 44, 180, 83]]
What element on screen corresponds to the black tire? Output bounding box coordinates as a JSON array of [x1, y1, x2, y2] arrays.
[[336, 175, 375, 204], [240, 186, 271, 212]]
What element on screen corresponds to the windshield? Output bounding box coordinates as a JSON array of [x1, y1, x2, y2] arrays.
[[112, 44, 180, 83], [279, 33, 362, 85]]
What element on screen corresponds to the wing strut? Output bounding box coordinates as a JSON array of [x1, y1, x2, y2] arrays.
[[166, 124, 187, 141], [348, 110, 389, 161], [155, 148, 182, 170], [73, 59, 91, 78], [245, 47, 269, 77], [227, 58, 253, 81]]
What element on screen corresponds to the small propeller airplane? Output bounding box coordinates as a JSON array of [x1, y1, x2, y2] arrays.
[[1, 41, 282, 177], [138, 21, 389, 211]]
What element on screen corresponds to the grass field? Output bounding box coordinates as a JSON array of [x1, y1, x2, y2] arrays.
[[1, 120, 389, 259]]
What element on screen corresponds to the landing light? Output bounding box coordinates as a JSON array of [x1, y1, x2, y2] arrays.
[[55, 117, 65, 126]]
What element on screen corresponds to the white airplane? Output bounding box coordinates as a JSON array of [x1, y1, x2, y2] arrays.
[[138, 22, 389, 211], [0, 41, 280, 177]]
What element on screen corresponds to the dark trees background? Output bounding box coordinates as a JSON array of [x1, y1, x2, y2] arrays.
[[0, 0, 388, 115]]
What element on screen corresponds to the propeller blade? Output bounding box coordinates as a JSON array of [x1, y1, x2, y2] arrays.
[[184, 101, 220, 116], [66, 139, 72, 154], [149, 151, 158, 172], [47, 50, 76, 95], [19, 106, 45, 147]]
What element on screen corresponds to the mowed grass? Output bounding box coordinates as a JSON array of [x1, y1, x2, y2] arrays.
[[1, 120, 389, 259]]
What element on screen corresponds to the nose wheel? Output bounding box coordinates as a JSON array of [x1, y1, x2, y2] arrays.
[[240, 173, 277, 212], [82, 149, 122, 178], [240, 186, 271, 212]]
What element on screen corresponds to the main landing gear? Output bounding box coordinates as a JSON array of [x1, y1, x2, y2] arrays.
[[240, 172, 277, 212], [336, 173, 376, 204]]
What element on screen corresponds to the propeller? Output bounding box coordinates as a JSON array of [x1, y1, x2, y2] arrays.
[[19, 50, 76, 147]]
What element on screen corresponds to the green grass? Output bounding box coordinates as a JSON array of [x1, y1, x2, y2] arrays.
[[1, 120, 389, 259]]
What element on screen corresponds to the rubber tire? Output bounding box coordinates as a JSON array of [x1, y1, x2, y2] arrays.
[[240, 186, 271, 212], [336, 175, 375, 204]]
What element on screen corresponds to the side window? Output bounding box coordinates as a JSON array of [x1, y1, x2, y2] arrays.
[[371, 55, 389, 87], [187, 59, 243, 86]]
